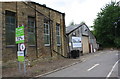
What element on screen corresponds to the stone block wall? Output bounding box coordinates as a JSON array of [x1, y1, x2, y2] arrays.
[[1, 2, 67, 62], [0, 2, 2, 61]]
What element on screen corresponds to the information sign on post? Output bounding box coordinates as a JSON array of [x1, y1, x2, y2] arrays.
[[17, 51, 25, 62], [16, 25, 26, 75], [20, 44, 25, 51], [16, 26, 24, 44]]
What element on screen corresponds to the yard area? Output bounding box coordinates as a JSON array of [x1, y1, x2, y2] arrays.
[[2, 55, 81, 77]]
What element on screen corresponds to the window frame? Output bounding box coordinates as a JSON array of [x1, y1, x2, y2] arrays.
[[28, 16, 36, 46], [56, 23, 61, 46], [5, 10, 16, 46], [44, 20, 50, 46]]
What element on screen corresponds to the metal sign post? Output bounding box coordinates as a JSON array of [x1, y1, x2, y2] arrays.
[[16, 25, 26, 76]]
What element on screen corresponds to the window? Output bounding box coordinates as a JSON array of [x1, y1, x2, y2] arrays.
[[56, 23, 61, 45], [44, 19, 50, 46], [28, 16, 36, 45], [5, 10, 16, 45]]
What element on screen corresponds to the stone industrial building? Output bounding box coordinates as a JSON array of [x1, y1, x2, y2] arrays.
[[0, 2, 67, 62], [66, 23, 98, 57]]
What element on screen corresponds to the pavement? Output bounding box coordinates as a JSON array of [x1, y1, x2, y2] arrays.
[[35, 50, 120, 78]]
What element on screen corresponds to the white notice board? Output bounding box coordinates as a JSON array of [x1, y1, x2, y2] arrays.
[[72, 37, 82, 48]]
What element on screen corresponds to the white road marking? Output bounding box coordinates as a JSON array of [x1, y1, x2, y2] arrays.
[[87, 64, 99, 71], [81, 58, 87, 62], [82, 60, 86, 62], [106, 59, 120, 78]]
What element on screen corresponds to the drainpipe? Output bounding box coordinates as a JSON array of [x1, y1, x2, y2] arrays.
[[16, 2, 18, 58], [66, 34, 70, 58], [49, 10, 52, 57], [60, 14, 62, 56], [35, 5, 38, 58]]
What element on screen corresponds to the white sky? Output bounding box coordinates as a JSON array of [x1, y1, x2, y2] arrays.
[[32, 0, 119, 27], [1, 0, 119, 28]]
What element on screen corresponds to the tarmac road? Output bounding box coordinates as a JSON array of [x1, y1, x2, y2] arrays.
[[44, 50, 120, 78]]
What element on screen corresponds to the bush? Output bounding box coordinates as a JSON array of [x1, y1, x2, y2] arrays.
[[114, 37, 120, 48]]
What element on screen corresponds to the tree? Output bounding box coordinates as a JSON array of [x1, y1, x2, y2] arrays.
[[92, 1, 120, 47], [80, 21, 85, 25], [69, 20, 75, 26]]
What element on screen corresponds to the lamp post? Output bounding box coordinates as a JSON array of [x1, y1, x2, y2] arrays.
[[114, 22, 117, 47], [114, 17, 120, 48], [114, 22, 117, 36]]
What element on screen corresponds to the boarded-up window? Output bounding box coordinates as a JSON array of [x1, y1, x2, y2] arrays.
[[5, 10, 16, 45]]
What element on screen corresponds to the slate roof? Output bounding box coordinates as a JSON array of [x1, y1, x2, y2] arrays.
[[66, 24, 82, 35], [31, 2, 65, 14]]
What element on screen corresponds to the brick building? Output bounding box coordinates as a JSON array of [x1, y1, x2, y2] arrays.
[[0, 2, 67, 62]]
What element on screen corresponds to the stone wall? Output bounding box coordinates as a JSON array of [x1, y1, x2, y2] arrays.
[[0, 2, 2, 61], [2, 2, 67, 62]]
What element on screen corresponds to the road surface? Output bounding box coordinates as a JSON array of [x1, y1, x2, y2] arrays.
[[44, 50, 120, 78]]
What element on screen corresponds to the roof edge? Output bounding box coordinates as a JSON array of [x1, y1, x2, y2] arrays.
[[30, 1, 65, 15], [66, 24, 83, 35]]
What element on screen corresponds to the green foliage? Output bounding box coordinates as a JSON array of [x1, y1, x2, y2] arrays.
[[69, 21, 75, 26], [114, 37, 120, 47], [92, 1, 120, 48], [80, 21, 86, 24]]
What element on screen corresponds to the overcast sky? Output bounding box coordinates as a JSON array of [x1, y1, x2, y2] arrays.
[[32, 0, 119, 27], [2, 0, 119, 28]]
